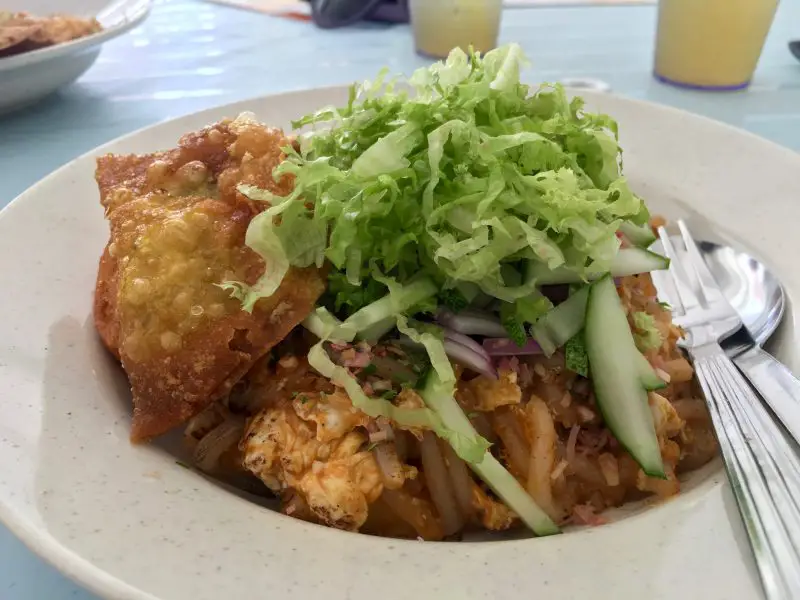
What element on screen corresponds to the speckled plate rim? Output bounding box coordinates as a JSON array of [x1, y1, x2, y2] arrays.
[[1, 85, 799, 600], [0, 0, 151, 72]]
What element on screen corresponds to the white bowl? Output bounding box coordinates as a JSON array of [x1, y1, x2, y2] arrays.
[[1, 87, 798, 599], [0, 0, 151, 114]]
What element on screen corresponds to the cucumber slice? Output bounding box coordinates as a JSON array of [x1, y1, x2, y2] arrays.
[[619, 222, 657, 248], [419, 370, 560, 536], [635, 351, 667, 391], [585, 275, 665, 478], [530, 248, 670, 285], [472, 455, 561, 536], [530, 286, 590, 356]]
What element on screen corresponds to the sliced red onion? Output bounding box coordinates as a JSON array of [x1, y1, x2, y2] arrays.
[[443, 338, 497, 379], [482, 337, 543, 356], [436, 308, 507, 337], [442, 328, 486, 357]]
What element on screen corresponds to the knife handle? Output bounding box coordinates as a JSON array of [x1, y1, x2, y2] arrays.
[[693, 344, 800, 599], [733, 345, 800, 445]]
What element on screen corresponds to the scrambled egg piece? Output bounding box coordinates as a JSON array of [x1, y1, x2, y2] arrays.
[[457, 369, 521, 412], [649, 392, 684, 439], [471, 482, 516, 530], [241, 393, 382, 531], [293, 390, 368, 444]]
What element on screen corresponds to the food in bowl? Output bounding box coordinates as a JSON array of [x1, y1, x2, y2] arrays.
[[0, 10, 102, 58], [92, 44, 717, 540]]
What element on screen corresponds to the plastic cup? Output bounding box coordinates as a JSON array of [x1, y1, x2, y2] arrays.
[[410, 0, 502, 59], [654, 0, 779, 91]]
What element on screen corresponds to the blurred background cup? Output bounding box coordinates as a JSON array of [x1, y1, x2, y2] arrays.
[[654, 0, 779, 91], [410, 0, 502, 59]]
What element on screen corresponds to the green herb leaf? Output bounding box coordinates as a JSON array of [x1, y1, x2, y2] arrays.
[[361, 363, 378, 376], [438, 287, 469, 313], [500, 303, 528, 347], [565, 331, 589, 377]]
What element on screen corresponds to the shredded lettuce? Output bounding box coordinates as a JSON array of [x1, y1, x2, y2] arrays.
[[404, 320, 559, 535], [306, 318, 491, 465], [223, 44, 649, 310], [307, 342, 442, 428], [340, 276, 437, 335], [396, 317, 491, 463], [396, 317, 454, 383], [302, 307, 354, 342], [632, 311, 663, 352]]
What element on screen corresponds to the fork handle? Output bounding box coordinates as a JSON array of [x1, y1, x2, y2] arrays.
[[733, 346, 800, 445], [691, 343, 800, 600]]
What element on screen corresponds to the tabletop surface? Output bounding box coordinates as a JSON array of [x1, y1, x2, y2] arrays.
[[0, 0, 799, 597]]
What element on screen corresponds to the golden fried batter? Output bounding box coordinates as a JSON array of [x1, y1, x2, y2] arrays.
[[95, 113, 294, 213], [0, 12, 101, 57], [94, 114, 324, 441]]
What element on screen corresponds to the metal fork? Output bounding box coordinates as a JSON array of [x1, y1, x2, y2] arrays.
[[653, 220, 800, 600]]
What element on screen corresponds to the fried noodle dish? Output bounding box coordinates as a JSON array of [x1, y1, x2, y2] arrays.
[[93, 45, 717, 540], [0, 11, 102, 58]]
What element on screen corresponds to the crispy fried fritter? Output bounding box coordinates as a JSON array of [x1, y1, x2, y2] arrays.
[[93, 245, 120, 358], [95, 113, 294, 214], [0, 22, 35, 53], [0, 12, 101, 57], [94, 114, 324, 441]]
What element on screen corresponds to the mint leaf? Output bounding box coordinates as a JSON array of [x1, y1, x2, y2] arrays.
[[565, 331, 589, 377]]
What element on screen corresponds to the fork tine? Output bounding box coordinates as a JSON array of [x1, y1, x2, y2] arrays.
[[657, 226, 699, 313], [677, 220, 725, 303], [649, 238, 683, 314]]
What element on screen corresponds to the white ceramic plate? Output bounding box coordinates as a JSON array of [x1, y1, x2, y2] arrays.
[[0, 0, 151, 114], [1, 86, 798, 600]]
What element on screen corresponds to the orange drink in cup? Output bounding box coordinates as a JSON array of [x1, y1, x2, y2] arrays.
[[654, 0, 778, 91], [410, 0, 502, 59]]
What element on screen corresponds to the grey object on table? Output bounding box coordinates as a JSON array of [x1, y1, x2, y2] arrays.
[[656, 222, 800, 600], [309, 0, 409, 28], [790, 40, 800, 61], [698, 242, 783, 348], [700, 242, 800, 446], [676, 238, 800, 446]]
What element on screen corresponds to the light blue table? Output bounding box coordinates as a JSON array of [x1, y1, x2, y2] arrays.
[[0, 0, 798, 597]]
